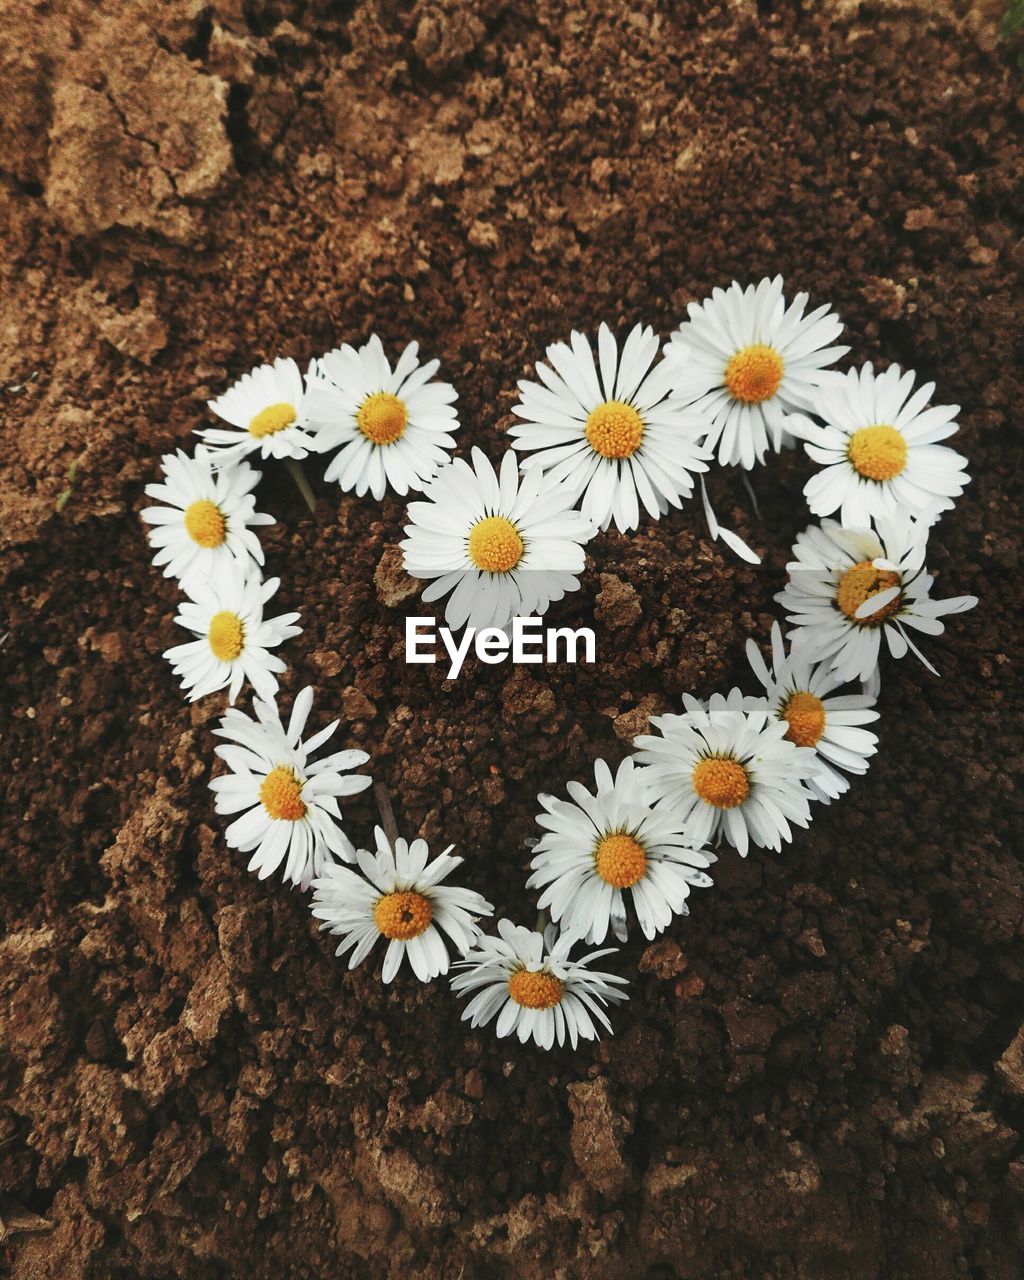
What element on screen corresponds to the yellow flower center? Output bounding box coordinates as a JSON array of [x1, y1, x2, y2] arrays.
[[467, 515, 524, 573], [594, 833, 648, 889], [507, 969, 564, 1010], [249, 402, 297, 439], [782, 690, 827, 747], [259, 766, 307, 821], [847, 425, 907, 482], [357, 392, 408, 446], [208, 610, 245, 661], [183, 498, 227, 548], [584, 400, 644, 459], [836, 561, 902, 624], [692, 756, 750, 809], [724, 344, 784, 404], [373, 890, 433, 941]]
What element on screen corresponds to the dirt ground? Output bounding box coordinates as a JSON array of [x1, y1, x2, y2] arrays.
[[2, 1, 1023, 1276]]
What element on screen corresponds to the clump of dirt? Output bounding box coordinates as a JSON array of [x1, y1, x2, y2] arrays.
[[1, 1, 1022, 1277]]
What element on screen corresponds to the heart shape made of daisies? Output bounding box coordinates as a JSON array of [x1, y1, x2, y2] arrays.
[[142, 275, 977, 1051]]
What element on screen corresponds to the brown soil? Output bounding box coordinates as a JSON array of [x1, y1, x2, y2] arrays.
[[2, 1, 1023, 1276]]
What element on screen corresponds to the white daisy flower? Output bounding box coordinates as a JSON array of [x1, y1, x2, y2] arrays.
[[305, 335, 460, 499], [633, 694, 818, 857], [526, 758, 716, 945], [745, 622, 880, 803], [775, 514, 978, 688], [163, 566, 301, 704], [210, 687, 371, 888], [140, 446, 275, 582], [450, 920, 629, 1051], [199, 356, 318, 463], [310, 827, 493, 983], [400, 447, 595, 632], [796, 363, 970, 527], [664, 276, 848, 469], [508, 322, 713, 535]]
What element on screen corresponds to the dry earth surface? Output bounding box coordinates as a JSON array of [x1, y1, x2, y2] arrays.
[[1, 0, 1023, 1276]]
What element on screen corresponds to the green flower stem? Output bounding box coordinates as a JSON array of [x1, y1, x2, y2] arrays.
[[284, 457, 318, 519], [374, 781, 400, 852]]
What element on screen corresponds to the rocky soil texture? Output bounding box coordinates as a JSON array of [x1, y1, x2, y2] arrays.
[[1, 1, 1022, 1276]]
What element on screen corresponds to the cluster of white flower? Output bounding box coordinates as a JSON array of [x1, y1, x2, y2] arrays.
[[143, 279, 977, 1051]]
